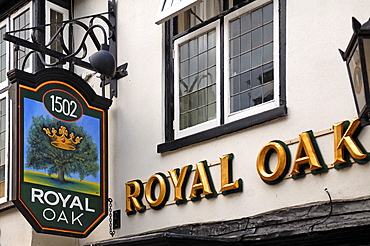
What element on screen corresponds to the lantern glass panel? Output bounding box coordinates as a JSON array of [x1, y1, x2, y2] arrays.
[[348, 44, 366, 114], [363, 38, 370, 93]]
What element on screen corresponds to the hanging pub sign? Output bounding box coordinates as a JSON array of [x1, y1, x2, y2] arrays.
[[8, 68, 112, 238]]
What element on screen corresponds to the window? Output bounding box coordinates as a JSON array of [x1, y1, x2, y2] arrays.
[[45, 1, 69, 67], [224, 1, 278, 123], [11, 5, 32, 71], [174, 22, 220, 138], [0, 24, 7, 84], [0, 97, 8, 202], [158, 0, 286, 152]]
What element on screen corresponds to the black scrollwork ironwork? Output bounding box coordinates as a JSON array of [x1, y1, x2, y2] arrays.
[[3, 0, 127, 99]]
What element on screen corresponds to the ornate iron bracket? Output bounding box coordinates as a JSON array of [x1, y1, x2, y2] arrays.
[[3, 0, 127, 99]]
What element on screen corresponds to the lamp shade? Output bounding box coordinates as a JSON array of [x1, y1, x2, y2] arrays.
[[89, 48, 117, 78]]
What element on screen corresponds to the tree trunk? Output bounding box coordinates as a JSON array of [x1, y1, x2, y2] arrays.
[[58, 169, 65, 182]]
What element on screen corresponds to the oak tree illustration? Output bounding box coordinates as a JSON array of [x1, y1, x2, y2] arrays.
[[26, 115, 99, 183]]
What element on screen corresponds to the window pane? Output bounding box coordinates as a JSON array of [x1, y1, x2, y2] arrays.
[[240, 52, 251, 73], [230, 19, 240, 38], [180, 95, 189, 113], [240, 71, 251, 92], [251, 87, 263, 106], [240, 91, 251, 110], [231, 95, 240, 113], [208, 30, 216, 48], [263, 62, 273, 83], [207, 67, 216, 85], [0, 116, 5, 132], [180, 43, 189, 60], [180, 60, 189, 78], [263, 23, 273, 44], [251, 8, 262, 29], [251, 28, 262, 49], [0, 149, 4, 166], [251, 47, 262, 68], [189, 56, 198, 75], [199, 52, 207, 71], [230, 76, 239, 95], [230, 57, 240, 76], [0, 165, 4, 183], [0, 132, 5, 147], [198, 34, 207, 53], [263, 3, 273, 24], [189, 38, 198, 57], [180, 77, 189, 95], [198, 87, 207, 106], [189, 110, 198, 127], [241, 13, 251, 34], [188, 74, 198, 92], [263, 43, 273, 64], [208, 85, 216, 103], [251, 67, 262, 87], [180, 113, 189, 130], [198, 107, 207, 124], [208, 48, 216, 67], [263, 82, 274, 102], [241, 33, 251, 53], [230, 37, 240, 57], [199, 70, 208, 88], [207, 103, 216, 120], [0, 99, 4, 116], [189, 91, 198, 110]]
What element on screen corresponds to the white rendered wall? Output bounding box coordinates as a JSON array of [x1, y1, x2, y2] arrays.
[[80, 0, 370, 245]]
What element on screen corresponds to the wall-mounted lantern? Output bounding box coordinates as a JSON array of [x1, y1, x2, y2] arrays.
[[340, 17, 370, 124]]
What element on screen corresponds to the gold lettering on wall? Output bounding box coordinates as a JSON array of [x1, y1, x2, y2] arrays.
[[145, 173, 170, 209], [256, 141, 291, 184], [125, 180, 146, 214], [291, 131, 327, 178], [168, 165, 192, 203], [333, 118, 368, 168], [219, 154, 242, 194], [189, 161, 217, 200]]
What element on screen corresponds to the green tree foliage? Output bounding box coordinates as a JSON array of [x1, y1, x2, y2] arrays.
[[26, 115, 99, 183]]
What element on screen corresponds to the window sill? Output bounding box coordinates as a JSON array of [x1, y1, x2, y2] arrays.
[[0, 201, 15, 212], [157, 105, 287, 153]]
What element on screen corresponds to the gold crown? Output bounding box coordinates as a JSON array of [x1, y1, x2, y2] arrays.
[[43, 126, 83, 151]]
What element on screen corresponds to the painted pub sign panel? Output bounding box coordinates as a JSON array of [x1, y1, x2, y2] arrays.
[[8, 68, 112, 238]]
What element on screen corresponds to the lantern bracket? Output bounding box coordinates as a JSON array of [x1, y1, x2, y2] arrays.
[[3, 0, 126, 99]]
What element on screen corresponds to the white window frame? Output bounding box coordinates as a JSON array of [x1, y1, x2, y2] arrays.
[[0, 19, 9, 90], [10, 2, 33, 73], [224, 0, 279, 124], [0, 93, 10, 204], [45, 1, 69, 67], [173, 20, 221, 139]]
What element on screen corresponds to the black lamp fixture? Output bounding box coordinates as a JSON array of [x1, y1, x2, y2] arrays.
[[89, 43, 116, 78], [340, 17, 370, 124]]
